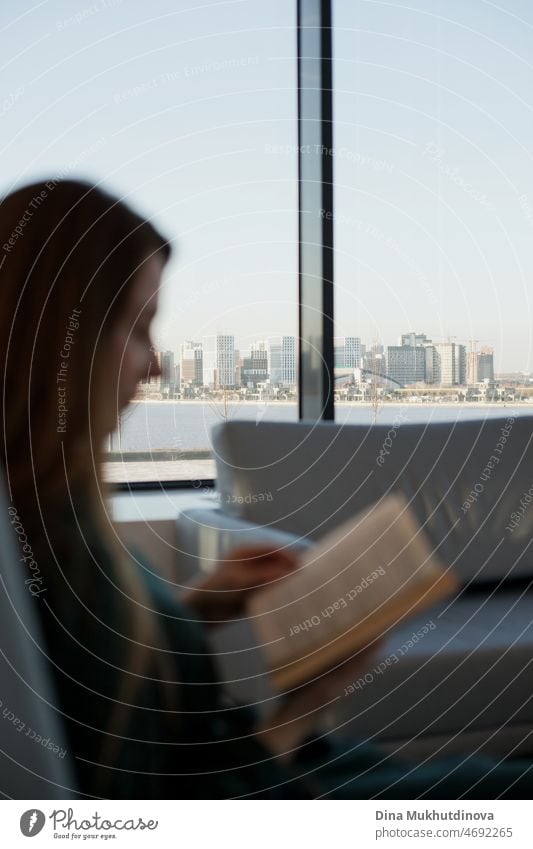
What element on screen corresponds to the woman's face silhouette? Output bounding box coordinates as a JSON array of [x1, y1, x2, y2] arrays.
[[103, 254, 165, 433]]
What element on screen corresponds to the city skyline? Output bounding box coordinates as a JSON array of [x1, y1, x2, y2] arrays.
[[145, 330, 506, 394], [157, 330, 496, 356]]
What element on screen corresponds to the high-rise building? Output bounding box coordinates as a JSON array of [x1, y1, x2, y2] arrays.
[[363, 350, 387, 376], [457, 344, 467, 386], [216, 334, 236, 387], [180, 340, 203, 386], [387, 345, 425, 386], [433, 342, 466, 386], [335, 336, 363, 369], [281, 336, 296, 386], [394, 332, 436, 384], [478, 347, 495, 382], [467, 351, 479, 385], [242, 341, 269, 388], [424, 345, 437, 383], [334, 340, 345, 369], [160, 350, 175, 394], [270, 341, 282, 384], [234, 348, 241, 385]]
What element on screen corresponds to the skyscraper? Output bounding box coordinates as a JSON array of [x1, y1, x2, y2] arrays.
[[387, 345, 425, 385], [424, 345, 437, 383], [363, 349, 387, 376], [242, 341, 269, 388], [281, 335, 296, 386], [343, 336, 362, 368], [216, 334, 236, 388], [160, 350, 175, 395], [433, 342, 466, 386], [180, 340, 203, 387], [334, 340, 346, 369], [270, 341, 282, 384], [478, 347, 495, 382], [335, 337, 362, 370], [467, 351, 479, 385]]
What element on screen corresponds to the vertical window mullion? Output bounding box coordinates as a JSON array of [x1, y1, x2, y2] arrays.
[[297, 0, 335, 421]]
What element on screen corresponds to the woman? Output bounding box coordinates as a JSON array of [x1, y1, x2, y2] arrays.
[[1, 179, 530, 799]]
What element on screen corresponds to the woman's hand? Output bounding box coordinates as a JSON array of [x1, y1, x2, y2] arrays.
[[181, 544, 299, 624]]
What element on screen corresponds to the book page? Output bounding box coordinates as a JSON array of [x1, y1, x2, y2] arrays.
[[248, 494, 453, 673]]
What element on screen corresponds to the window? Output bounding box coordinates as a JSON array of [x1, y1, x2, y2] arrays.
[[5, 1, 527, 487], [1, 0, 299, 485], [333, 0, 533, 424]]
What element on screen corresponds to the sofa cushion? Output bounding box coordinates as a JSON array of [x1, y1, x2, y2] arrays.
[[211, 416, 533, 583]]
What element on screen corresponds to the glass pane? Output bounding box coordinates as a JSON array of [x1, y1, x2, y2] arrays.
[[333, 0, 533, 425], [1, 0, 298, 483]]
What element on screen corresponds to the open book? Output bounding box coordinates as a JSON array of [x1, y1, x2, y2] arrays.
[[247, 494, 458, 690]]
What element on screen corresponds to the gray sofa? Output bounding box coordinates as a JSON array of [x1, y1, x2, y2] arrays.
[[176, 415, 533, 759]]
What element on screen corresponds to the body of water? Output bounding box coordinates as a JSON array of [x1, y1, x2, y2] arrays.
[[113, 400, 529, 453]]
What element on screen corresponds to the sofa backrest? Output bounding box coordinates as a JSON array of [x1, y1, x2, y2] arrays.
[[0, 472, 76, 798], [212, 414, 533, 583]]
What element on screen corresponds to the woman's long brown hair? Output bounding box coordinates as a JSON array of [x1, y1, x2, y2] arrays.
[[0, 179, 173, 775]]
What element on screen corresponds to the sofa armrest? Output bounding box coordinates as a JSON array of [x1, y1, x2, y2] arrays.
[[176, 506, 312, 577]]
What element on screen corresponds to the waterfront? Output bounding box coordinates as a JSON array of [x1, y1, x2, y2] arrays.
[[104, 400, 530, 483]]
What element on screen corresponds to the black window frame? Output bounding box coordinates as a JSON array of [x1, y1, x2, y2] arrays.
[[113, 0, 334, 492]]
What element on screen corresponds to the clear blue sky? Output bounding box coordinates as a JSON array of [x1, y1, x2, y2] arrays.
[[1, 0, 532, 372]]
